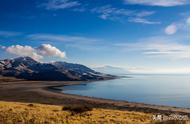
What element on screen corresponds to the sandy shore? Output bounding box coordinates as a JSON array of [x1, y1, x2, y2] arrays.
[[1, 76, 190, 115]]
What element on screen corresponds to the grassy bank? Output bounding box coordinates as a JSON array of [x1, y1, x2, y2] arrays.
[[0, 101, 189, 124]]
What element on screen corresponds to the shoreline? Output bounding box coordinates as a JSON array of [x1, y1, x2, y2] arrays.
[[47, 81, 190, 115], [1, 76, 190, 115]]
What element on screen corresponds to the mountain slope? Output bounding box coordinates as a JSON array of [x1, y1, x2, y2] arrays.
[[0, 57, 114, 81]]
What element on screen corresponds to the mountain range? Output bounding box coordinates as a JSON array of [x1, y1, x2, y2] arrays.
[[0, 57, 115, 81], [94, 66, 130, 75]]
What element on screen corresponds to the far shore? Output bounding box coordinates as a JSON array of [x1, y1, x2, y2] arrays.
[[1, 76, 190, 115]]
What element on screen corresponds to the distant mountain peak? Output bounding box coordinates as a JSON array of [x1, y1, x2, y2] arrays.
[[94, 65, 129, 75], [13, 56, 38, 63]]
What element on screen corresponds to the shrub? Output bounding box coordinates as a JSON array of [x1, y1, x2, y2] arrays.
[[62, 105, 92, 114], [27, 104, 34, 107]]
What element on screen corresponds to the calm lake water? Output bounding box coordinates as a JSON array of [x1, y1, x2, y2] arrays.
[[59, 74, 190, 108]]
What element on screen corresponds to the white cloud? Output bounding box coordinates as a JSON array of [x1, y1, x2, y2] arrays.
[[91, 5, 159, 24], [4, 44, 66, 61], [142, 42, 190, 59], [135, 11, 155, 17], [91, 5, 133, 20], [0, 31, 22, 37], [129, 17, 160, 24], [124, 0, 190, 7], [174, 16, 190, 32], [40, 1, 159, 24], [27, 34, 100, 43], [116, 39, 190, 60], [43, 0, 80, 10], [165, 24, 178, 35], [6, 45, 43, 60], [0, 45, 6, 49], [37, 44, 66, 58], [162, 17, 190, 35], [186, 17, 190, 26]]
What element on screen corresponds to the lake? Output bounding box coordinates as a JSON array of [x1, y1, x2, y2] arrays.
[[58, 74, 190, 108]]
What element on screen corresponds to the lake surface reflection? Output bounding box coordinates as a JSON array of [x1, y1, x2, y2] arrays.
[[58, 74, 190, 108]]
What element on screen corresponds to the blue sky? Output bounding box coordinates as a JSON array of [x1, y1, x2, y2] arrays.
[[1, 0, 190, 73]]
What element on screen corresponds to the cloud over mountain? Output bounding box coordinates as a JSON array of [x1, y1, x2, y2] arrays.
[[4, 44, 66, 60], [6, 45, 43, 60], [37, 44, 66, 58]]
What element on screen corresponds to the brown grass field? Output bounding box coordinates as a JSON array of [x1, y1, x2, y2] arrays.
[[0, 101, 152, 124], [0, 101, 190, 124]]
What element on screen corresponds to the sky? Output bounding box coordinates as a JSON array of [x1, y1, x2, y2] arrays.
[[1, 0, 190, 73]]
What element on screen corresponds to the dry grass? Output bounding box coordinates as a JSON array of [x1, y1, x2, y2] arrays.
[[153, 120, 188, 124], [0, 101, 189, 124]]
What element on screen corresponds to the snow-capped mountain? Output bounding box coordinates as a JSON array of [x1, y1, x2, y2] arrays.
[[0, 57, 114, 81]]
